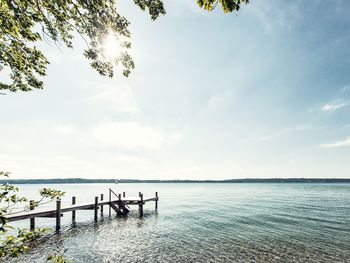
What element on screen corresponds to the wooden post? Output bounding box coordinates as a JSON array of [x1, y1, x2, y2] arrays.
[[100, 194, 104, 216], [123, 192, 125, 198], [109, 189, 111, 217], [94, 196, 98, 222], [29, 200, 35, 230], [117, 193, 122, 213], [56, 198, 61, 232], [155, 192, 158, 210], [139, 192, 141, 197], [139, 193, 143, 215], [72, 196, 76, 223]]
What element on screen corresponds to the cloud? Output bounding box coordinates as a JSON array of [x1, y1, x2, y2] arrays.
[[321, 102, 347, 112], [170, 132, 183, 141], [250, 125, 312, 142], [341, 86, 350, 92], [166, 0, 205, 16], [53, 124, 78, 135], [52, 121, 183, 151], [92, 121, 163, 150], [89, 85, 139, 113], [250, 135, 272, 142], [207, 89, 233, 110], [116, 154, 149, 165], [288, 152, 296, 163], [321, 138, 350, 148], [247, 0, 301, 32]]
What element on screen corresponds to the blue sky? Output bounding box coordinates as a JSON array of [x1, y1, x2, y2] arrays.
[[1, 0, 350, 179]]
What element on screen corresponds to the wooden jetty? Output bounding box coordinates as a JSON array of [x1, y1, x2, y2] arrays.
[[4, 189, 159, 232]]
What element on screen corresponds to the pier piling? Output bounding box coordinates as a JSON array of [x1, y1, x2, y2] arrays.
[[94, 196, 98, 222], [155, 192, 158, 210], [139, 193, 143, 215], [56, 198, 61, 232], [109, 190, 111, 217], [30, 200, 35, 230], [72, 196, 76, 223], [100, 194, 104, 216]]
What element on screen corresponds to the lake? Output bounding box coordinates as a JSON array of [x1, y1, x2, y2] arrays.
[[6, 183, 350, 262]]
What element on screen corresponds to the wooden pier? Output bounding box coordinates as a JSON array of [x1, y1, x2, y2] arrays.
[[4, 189, 159, 232]]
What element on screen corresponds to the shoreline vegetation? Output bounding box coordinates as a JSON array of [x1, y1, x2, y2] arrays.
[[1, 178, 350, 184]]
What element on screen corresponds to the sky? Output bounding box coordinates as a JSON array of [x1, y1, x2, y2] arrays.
[[1, 0, 350, 180]]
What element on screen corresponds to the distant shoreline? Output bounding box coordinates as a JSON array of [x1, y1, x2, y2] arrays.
[[1, 178, 350, 184]]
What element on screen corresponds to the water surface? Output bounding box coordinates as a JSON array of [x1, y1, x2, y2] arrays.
[[7, 183, 350, 262]]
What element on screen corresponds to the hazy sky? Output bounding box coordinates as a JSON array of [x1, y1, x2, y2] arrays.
[[1, 0, 350, 179]]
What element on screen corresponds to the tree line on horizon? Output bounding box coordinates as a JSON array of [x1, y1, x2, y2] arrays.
[[1, 178, 349, 184]]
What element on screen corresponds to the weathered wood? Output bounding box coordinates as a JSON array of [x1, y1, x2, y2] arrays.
[[56, 199, 61, 232], [30, 200, 35, 230], [4, 197, 157, 222], [139, 193, 143, 215], [109, 190, 111, 217], [100, 194, 104, 216], [109, 201, 121, 214], [37, 213, 62, 218], [155, 192, 158, 210], [72, 196, 76, 223], [94, 196, 98, 222], [77, 206, 98, 210]]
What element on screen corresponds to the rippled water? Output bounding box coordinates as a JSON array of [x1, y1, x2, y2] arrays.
[[6, 183, 350, 262]]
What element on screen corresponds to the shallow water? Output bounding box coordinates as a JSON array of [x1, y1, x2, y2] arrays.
[[5, 183, 350, 262]]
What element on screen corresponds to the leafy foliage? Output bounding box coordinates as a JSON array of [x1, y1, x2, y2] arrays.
[[0, 0, 166, 92], [0, 227, 48, 257], [0, 171, 65, 258], [0, 171, 10, 177], [39, 188, 65, 200], [0, 179, 27, 233], [0, 0, 248, 93], [197, 0, 249, 12], [47, 254, 70, 263]]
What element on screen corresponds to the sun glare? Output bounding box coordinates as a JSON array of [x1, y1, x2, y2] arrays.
[[102, 33, 122, 60]]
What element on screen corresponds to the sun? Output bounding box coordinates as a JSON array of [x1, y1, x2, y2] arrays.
[[102, 33, 122, 60]]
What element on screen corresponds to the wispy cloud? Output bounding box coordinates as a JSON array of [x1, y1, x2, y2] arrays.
[[321, 102, 347, 112], [250, 125, 312, 142], [92, 121, 163, 150], [53, 124, 78, 135], [89, 85, 139, 113], [170, 132, 183, 141], [321, 138, 350, 148], [341, 86, 350, 92], [288, 152, 296, 163], [52, 121, 183, 151], [247, 1, 301, 33], [166, 0, 207, 16], [207, 89, 234, 110]]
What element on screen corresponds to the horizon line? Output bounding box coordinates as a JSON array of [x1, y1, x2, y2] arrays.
[[1, 177, 350, 184]]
